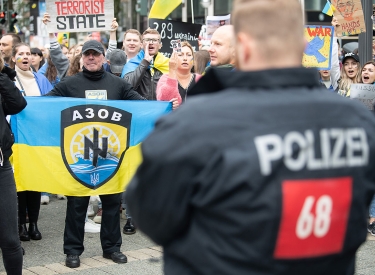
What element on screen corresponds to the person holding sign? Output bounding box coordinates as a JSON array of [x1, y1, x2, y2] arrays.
[[12, 43, 53, 243], [156, 42, 201, 104], [125, 0, 375, 274]]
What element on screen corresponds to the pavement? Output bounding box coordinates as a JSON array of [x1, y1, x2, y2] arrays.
[[0, 195, 375, 274], [0, 196, 163, 275]]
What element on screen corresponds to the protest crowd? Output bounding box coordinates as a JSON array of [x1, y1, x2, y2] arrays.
[[2, 0, 375, 274]]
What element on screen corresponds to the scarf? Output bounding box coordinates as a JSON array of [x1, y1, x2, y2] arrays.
[[121, 50, 169, 78], [83, 66, 105, 81], [15, 66, 41, 96]]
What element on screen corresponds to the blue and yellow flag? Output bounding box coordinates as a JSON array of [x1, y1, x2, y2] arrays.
[[149, 0, 182, 19], [11, 97, 171, 196], [121, 49, 169, 78], [322, 1, 336, 16]]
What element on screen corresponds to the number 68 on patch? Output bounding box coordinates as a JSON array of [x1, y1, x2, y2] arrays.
[[274, 177, 352, 259]]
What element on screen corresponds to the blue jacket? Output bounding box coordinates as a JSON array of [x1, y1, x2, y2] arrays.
[[34, 72, 53, 95]]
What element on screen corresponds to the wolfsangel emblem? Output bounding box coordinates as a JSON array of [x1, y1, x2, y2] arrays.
[[61, 105, 132, 189]]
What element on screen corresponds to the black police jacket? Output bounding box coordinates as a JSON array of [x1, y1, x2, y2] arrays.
[[126, 67, 375, 275]]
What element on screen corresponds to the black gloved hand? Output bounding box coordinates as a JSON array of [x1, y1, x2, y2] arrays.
[[1, 66, 17, 81]]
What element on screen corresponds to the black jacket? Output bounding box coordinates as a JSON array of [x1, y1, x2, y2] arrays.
[[124, 59, 163, 100], [126, 67, 375, 275], [0, 71, 27, 161], [46, 68, 145, 100]]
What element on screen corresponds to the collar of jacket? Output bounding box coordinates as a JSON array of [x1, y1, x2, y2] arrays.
[[189, 67, 321, 96]]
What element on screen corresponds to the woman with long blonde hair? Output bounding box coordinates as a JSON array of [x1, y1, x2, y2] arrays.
[[337, 53, 361, 97]]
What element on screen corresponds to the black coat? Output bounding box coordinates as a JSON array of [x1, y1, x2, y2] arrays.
[[126, 67, 375, 275], [46, 68, 145, 100], [123, 59, 163, 100], [0, 70, 27, 161]]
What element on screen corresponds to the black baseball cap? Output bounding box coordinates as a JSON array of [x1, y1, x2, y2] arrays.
[[108, 49, 127, 74], [82, 40, 105, 56], [342, 52, 360, 64]]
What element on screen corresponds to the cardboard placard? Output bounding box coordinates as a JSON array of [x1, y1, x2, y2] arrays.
[[350, 84, 375, 110], [331, 0, 366, 37], [303, 25, 334, 70], [206, 14, 231, 40], [45, 0, 114, 33], [149, 19, 201, 58]]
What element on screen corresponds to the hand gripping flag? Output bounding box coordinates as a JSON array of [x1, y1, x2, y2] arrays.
[[11, 97, 171, 196], [149, 0, 182, 19]]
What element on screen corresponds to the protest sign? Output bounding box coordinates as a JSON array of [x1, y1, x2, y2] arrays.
[[206, 14, 230, 39], [350, 84, 375, 110], [149, 19, 201, 58], [303, 25, 334, 70], [45, 0, 114, 33], [331, 0, 365, 37]]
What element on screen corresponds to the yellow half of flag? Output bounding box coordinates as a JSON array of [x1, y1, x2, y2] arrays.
[[149, 0, 182, 19]]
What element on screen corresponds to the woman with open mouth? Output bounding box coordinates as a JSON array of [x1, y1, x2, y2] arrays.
[[156, 41, 202, 105], [361, 61, 375, 84], [10, 42, 53, 243], [337, 52, 361, 97]]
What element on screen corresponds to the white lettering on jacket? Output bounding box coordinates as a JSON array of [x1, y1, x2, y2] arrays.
[[254, 128, 369, 176]]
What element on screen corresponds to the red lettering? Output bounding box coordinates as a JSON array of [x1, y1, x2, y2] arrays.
[[66, 1, 74, 15], [307, 26, 332, 37], [307, 27, 316, 37], [85, 1, 91, 14], [56, 0, 105, 16], [324, 28, 331, 36], [55, 2, 62, 15], [72, 1, 80, 14], [60, 1, 67, 15], [316, 26, 324, 36]]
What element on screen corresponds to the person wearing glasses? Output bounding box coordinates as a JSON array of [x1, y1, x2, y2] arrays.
[[122, 28, 170, 100], [46, 40, 145, 269]]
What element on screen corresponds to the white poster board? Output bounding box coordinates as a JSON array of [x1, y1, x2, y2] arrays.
[[350, 84, 375, 110], [45, 0, 114, 33]]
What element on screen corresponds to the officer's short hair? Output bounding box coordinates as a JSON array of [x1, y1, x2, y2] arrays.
[[232, 0, 304, 62]]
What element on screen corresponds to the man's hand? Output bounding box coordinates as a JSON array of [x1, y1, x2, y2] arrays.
[[331, 16, 340, 33], [111, 18, 118, 32], [42, 13, 51, 25], [170, 98, 180, 110], [144, 42, 154, 63]]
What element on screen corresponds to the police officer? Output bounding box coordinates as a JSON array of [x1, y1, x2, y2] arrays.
[[125, 0, 375, 274]]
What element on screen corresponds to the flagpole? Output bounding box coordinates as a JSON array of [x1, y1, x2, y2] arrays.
[[191, 0, 194, 23]]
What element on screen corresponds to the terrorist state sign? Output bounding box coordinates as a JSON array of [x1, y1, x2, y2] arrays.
[[149, 19, 201, 58], [303, 25, 334, 70], [331, 0, 366, 37], [45, 0, 114, 33]]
